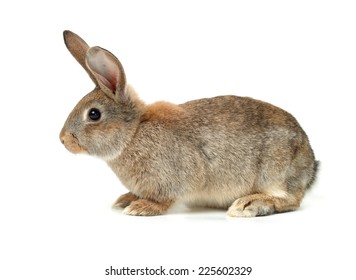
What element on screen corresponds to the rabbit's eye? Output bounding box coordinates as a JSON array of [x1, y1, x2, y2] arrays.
[[88, 108, 101, 121]]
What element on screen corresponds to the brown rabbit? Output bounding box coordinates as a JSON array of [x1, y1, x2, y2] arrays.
[[60, 30, 318, 217]]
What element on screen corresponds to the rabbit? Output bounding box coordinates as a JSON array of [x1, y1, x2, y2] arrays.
[[60, 30, 318, 217]]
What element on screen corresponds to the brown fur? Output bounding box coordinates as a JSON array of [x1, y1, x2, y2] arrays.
[[141, 101, 186, 123], [60, 31, 318, 217]]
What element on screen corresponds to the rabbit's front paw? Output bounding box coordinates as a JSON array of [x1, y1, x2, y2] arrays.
[[112, 192, 139, 208], [123, 199, 173, 216]]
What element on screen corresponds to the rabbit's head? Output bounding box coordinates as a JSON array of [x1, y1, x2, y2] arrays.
[[60, 31, 144, 161]]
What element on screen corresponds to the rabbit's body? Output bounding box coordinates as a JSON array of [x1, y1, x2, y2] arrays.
[[60, 31, 317, 217], [109, 94, 315, 212]]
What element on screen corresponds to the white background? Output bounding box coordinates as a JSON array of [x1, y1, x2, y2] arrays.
[[1, 0, 355, 279]]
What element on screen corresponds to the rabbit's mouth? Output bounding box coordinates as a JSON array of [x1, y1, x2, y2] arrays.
[[60, 132, 87, 154]]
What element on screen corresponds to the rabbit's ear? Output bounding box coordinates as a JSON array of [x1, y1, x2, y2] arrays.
[[86, 47, 128, 102], [63, 30, 98, 86]]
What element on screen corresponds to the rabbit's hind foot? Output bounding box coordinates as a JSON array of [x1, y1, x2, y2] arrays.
[[227, 193, 300, 217]]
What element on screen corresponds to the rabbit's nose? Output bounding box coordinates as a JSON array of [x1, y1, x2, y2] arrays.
[[60, 131, 73, 147], [59, 131, 86, 154], [59, 131, 66, 145]]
